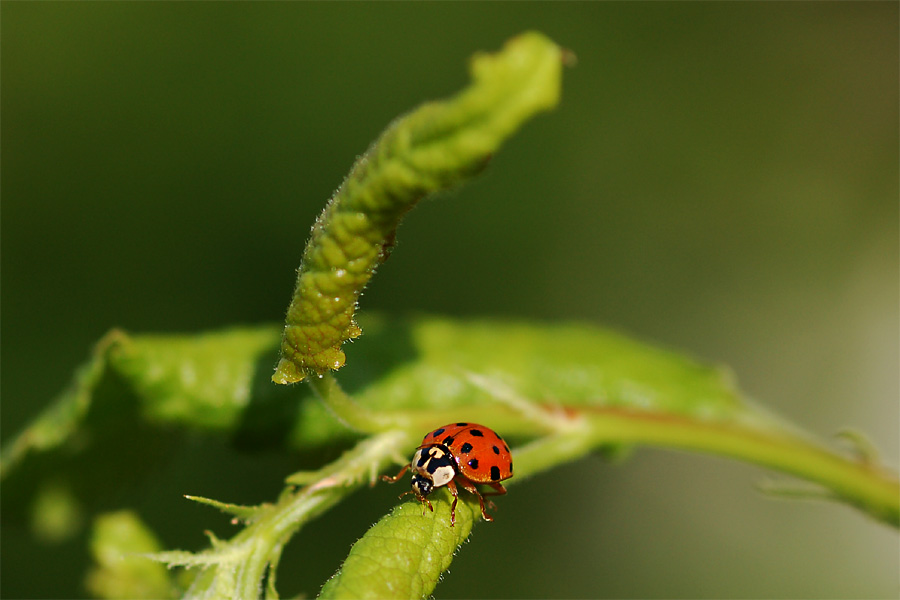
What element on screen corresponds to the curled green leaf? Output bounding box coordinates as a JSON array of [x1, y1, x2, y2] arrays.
[[273, 31, 565, 384]]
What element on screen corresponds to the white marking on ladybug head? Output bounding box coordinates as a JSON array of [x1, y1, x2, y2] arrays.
[[411, 448, 427, 473], [430, 464, 455, 488]]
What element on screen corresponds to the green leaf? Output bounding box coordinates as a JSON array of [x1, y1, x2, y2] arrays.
[[31, 480, 83, 543], [4, 316, 898, 529], [4, 315, 897, 597], [272, 31, 566, 384], [347, 317, 744, 420], [86, 511, 177, 599], [318, 495, 479, 600], [108, 326, 285, 429]]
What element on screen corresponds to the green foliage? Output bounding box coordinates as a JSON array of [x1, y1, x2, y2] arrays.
[[272, 31, 564, 384], [2, 29, 896, 600], [0, 317, 757, 479], [4, 317, 897, 597], [86, 511, 176, 600], [318, 497, 479, 600]]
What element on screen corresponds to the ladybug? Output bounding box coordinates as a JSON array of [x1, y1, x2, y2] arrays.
[[382, 422, 513, 526]]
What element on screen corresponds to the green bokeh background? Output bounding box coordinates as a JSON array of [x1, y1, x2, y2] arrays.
[[2, 3, 897, 598]]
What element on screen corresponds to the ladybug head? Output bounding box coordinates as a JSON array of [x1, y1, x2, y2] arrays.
[[407, 445, 456, 517], [410, 473, 434, 498]]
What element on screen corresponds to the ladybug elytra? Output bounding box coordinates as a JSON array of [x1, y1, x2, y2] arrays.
[[382, 422, 513, 526]]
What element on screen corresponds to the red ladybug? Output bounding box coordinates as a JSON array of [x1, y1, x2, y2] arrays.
[[383, 422, 513, 526]]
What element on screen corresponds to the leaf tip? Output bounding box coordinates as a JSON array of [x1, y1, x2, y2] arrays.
[[272, 358, 307, 385]]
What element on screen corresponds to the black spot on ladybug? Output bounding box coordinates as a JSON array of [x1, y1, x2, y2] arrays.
[[503, 443, 510, 452], [490, 465, 501, 481], [492, 445, 500, 455], [432, 428, 445, 437], [456, 422, 468, 426], [468, 458, 479, 469], [442, 435, 455, 446], [460, 442, 473, 454], [470, 429, 484, 437], [508, 461, 513, 473]]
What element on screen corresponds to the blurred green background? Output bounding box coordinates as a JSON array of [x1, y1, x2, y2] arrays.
[[2, 2, 897, 598]]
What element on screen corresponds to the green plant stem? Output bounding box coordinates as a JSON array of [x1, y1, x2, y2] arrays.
[[297, 387, 899, 526], [306, 372, 408, 433], [172, 488, 347, 599], [149, 431, 414, 598], [353, 404, 898, 527], [582, 408, 898, 526], [161, 405, 895, 598], [318, 407, 898, 599], [229, 433, 418, 598]]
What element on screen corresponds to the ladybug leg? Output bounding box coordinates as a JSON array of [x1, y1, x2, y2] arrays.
[[481, 481, 508, 497], [454, 478, 494, 522], [446, 480, 460, 527], [396, 489, 417, 503], [382, 466, 430, 509], [381, 464, 410, 483], [419, 496, 434, 516], [480, 482, 507, 513]]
